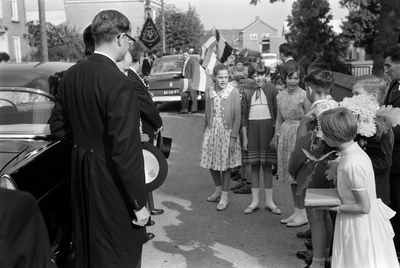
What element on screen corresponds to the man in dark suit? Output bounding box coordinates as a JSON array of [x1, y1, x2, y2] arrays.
[[50, 10, 149, 268], [179, 48, 198, 114], [0, 189, 56, 268], [277, 43, 297, 86], [383, 44, 400, 254], [125, 44, 165, 216]]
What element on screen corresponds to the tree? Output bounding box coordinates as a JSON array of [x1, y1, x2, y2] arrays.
[[24, 21, 85, 62], [340, 0, 380, 56], [284, 0, 348, 68], [250, 0, 400, 77], [153, 6, 204, 54]]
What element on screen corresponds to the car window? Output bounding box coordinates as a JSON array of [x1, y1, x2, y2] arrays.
[[0, 90, 53, 135], [150, 60, 183, 75]]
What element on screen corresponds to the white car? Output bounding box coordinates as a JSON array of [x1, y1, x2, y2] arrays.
[[260, 53, 281, 74]]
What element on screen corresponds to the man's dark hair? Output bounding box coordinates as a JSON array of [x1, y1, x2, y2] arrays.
[[128, 41, 146, 63], [83, 25, 95, 56], [91, 10, 131, 45], [279, 43, 292, 57], [383, 44, 400, 62]]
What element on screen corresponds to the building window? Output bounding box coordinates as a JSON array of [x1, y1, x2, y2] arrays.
[[10, 0, 18, 21], [250, 33, 257, 41], [261, 33, 270, 39], [13, 36, 21, 63]]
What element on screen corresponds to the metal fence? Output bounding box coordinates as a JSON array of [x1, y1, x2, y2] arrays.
[[333, 64, 372, 77]]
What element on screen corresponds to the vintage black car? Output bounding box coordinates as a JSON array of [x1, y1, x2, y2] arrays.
[[148, 54, 206, 105], [0, 62, 74, 266]]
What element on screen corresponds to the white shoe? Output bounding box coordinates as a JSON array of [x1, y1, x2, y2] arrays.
[[280, 214, 296, 224]]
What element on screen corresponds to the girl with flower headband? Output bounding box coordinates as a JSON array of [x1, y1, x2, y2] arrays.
[[241, 62, 280, 215], [318, 107, 398, 268], [289, 69, 337, 268]]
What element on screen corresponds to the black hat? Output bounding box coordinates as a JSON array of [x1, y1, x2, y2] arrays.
[[83, 24, 94, 56]]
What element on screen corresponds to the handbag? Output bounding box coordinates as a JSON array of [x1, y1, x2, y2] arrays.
[[304, 188, 341, 207]]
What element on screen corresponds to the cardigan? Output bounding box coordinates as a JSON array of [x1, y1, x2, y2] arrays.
[[204, 84, 241, 139], [241, 82, 278, 128]]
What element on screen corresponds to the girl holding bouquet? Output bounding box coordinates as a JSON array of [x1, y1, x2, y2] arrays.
[[200, 64, 242, 211], [319, 107, 398, 268]]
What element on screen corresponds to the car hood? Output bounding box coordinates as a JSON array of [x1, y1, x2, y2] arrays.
[[0, 140, 28, 173]]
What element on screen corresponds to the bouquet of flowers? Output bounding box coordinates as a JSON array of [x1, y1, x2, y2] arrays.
[[298, 99, 339, 193], [303, 94, 400, 186]]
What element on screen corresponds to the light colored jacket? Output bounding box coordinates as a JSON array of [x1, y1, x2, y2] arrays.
[[204, 84, 241, 139]]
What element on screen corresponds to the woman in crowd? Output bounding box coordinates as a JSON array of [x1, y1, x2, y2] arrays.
[[318, 107, 398, 268], [275, 64, 311, 226], [200, 64, 242, 211], [241, 62, 281, 215], [352, 75, 393, 205]]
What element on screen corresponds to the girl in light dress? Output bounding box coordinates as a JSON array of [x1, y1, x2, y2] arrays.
[[274, 64, 311, 227], [200, 64, 242, 211], [318, 107, 398, 268]]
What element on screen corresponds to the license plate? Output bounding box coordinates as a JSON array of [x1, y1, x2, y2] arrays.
[[163, 89, 180, 95]]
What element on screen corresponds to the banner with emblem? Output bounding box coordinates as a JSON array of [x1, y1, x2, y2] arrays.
[[139, 15, 161, 49]]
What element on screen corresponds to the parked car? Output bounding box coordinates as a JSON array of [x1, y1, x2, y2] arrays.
[[260, 52, 281, 74], [0, 62, 74, 266], [148, 54, 205, 104]]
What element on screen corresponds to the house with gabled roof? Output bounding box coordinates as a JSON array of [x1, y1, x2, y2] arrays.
[[239, 16, 278, 52]]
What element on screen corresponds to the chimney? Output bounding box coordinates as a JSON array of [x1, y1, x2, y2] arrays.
[[256, 16, 259, 21]]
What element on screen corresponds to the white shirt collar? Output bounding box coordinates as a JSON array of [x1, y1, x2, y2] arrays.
[[93, 51, 116, 63]]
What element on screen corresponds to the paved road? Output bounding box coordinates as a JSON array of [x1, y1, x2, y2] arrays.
[[142, 102, 309, 268]]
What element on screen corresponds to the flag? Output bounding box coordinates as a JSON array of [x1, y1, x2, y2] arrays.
[[139, 15, 160, 49], [213, 28, 233, 63], [201, 35, 218, 61], [201, 49, 220, 75], [192, 60, 213, 92]]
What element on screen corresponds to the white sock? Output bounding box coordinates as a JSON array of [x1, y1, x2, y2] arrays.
[[249, 188, 259, 208], [265, 188, 276, 208], [211, 186, 222, 198], [310, 257, 325, 268], [219, 191, 229, 205]]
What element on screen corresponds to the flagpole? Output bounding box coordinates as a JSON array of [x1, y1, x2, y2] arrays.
[[161, 0, 166, 54]]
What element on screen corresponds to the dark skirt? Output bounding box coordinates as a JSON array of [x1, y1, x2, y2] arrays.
[[243, 119, 277, 166]]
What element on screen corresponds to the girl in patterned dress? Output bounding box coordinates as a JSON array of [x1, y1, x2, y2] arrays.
[[275, 65, 311, 226], [200, 64, 242, 211], [241, 62, 281, 215]]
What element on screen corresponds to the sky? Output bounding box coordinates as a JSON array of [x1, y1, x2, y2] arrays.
[[172, 0, 349, 31], [25, 0, 349, 32]]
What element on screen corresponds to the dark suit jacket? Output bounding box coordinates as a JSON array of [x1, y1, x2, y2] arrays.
[[50, 53, 146, 267], [384, 80, 400, 174], [183, 57, 196, 80], [0, 189, 56, 268], [289, 113, 333, 193], [127, 69, 162, 143]]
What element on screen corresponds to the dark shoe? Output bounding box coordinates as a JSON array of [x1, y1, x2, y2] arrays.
[[230, 169, 239, 178], [151, 208, 164, 216], [190, 111, 197, 114], [296, 249, 313, 260], [146, 220, 155, 226], [304, 240, 312, 250], [230, 181, 246, 191], [297, 228, 312, 239], [144, 232, 155, 244], [233, 184, 251, 194], [231, 173, 242, 181], [178, 111, 189, 114]]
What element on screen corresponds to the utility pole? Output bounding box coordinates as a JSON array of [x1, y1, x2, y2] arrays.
[[38, 0, 48, 62], [161, 0, 166, 54]]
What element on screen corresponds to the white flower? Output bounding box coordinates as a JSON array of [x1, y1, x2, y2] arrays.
[[339, 95, 378, 137]]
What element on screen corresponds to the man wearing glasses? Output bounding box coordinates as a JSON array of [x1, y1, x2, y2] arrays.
[[50, 10, 149, 268]]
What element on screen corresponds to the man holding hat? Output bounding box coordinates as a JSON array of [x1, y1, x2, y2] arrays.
[[50, 10, 149, 268]]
